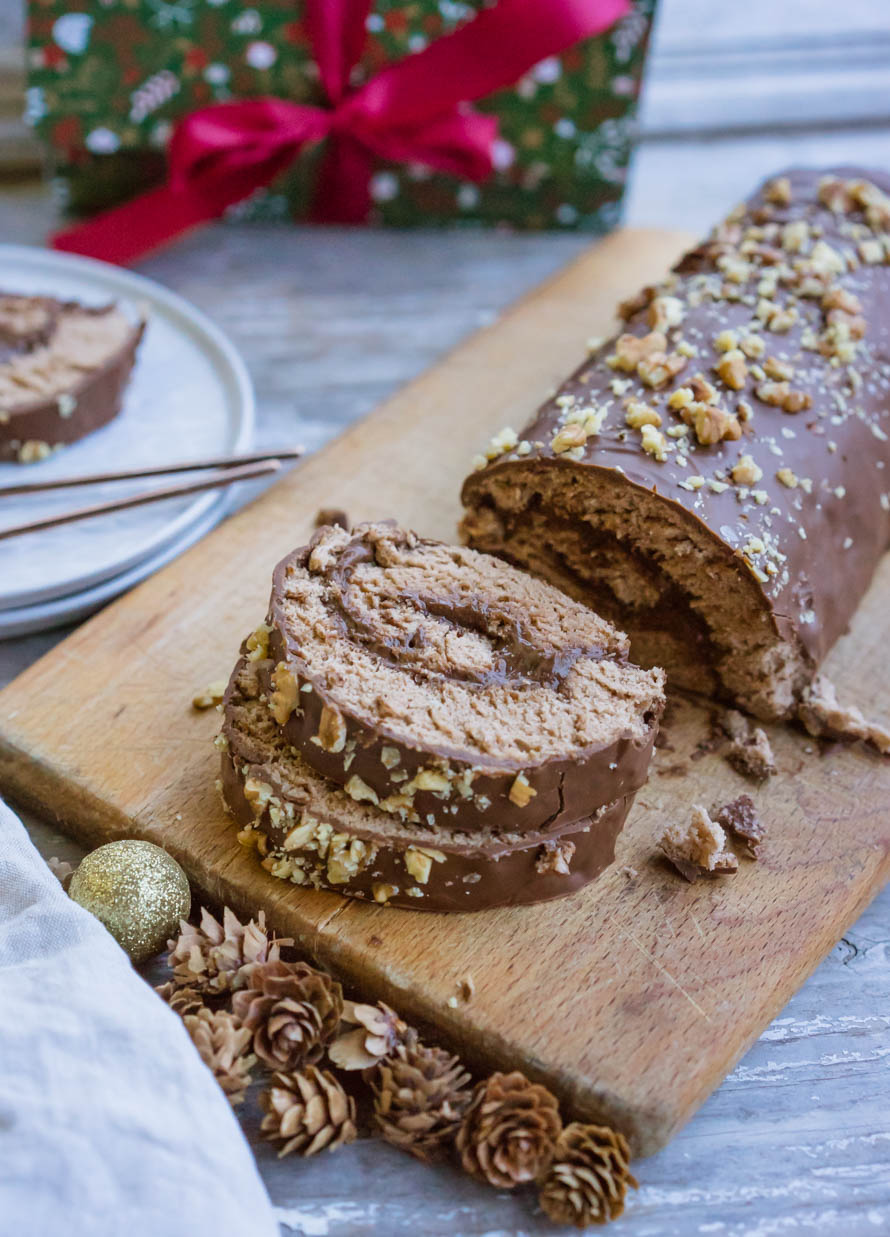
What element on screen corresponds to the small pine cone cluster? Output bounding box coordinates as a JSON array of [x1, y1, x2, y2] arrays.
[[329, 999, 414, 1071], [456, 1071, 562, 1189], [260, 1066, 357, 1157], [538, 1122, 638, 1228], [184, 1008, 255, 1106], [155, 981, 205, 1018], [167, 907, 290, 994], [162, 902, 639, 1222], [372, 1041, 473, 1162], [232, 959, 343, 1070]]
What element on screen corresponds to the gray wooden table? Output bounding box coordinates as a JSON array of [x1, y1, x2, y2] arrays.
[[2, 0, 890, 1231]]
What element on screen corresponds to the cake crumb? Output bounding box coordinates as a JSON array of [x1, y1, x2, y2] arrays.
[[722, 709, 777, 780], [658, 805, 739, 882], [797, 675, 890, 755], [192, 679, 227, 710], [713, 794, 764, 858]]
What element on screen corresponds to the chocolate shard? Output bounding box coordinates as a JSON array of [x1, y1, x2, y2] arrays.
[[713, 794, 765, 858]]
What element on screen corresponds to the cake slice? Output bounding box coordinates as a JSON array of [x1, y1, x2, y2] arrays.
[[254, 520, 664, 835], [0, 292, 144, 463], [220, 656, 634, 912], [461, 168, 890, 720]]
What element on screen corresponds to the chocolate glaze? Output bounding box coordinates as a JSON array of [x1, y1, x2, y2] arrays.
[[263, 523, 663, 836], [0, 296, 145, 463], [462, 167, 890, 716], [220, 721, 633, 914]]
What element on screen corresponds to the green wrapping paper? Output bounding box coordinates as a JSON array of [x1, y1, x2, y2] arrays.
[[27, 0, 656, 230]]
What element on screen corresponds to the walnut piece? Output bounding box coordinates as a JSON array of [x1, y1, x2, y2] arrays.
[[192, 679, 227, 710], [535, 839, 576, 876]]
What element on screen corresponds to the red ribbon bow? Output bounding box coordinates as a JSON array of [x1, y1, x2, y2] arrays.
[[53, 0, 629, 265]]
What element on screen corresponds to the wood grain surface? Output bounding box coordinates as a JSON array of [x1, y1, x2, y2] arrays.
[[2, 228, 889, 1159]]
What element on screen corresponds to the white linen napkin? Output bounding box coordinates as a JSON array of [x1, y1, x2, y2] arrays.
[[0, 798, 279, 1237]]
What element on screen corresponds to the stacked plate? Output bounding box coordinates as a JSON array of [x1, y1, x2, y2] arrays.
[[0, 246, 255, 638]]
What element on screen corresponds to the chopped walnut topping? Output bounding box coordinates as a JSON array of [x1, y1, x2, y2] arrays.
[[713, 329, 738, 352], [776, 467, 798, 488], [714, 349, 748, 390], [473, 425, 519, 469], [688, 404, 741, 446], [508, 772, 537, 808], [314, 704, 347, 753], [245, 623, 272, 663], [647, 295, 685, 331], [607, 330, 666, 373], [192, 679, 226, 710], [371, 883, 399, 904], [731, 454, 762, 486], [713, 794, 765, 858], [763, 356, 794, 381], [550, 423, 587, 454], [640, 423, 669, 460], [688, 374, 718, 403], [637, 349, 688, 389], [658, 805, 739, 882], [668, 386, 695, 413], [739, 334, 765, 359], [783, 390, 812, 413], [268, 663, 300, 725], [625, 401, 662, 429], [535, 839, 576, 876], [781, 219, 810, 253], [18, 440, 53, 463], [764, 176, 792, 206], [618, 285, 656, 321]]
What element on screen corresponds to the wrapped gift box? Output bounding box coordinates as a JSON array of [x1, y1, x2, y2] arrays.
[[27, 0, 656, 233]]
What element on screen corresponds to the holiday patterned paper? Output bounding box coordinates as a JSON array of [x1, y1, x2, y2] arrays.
[[27, 0, 656, 230]]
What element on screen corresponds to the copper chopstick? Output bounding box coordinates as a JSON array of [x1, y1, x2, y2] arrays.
[[0, 446, 304, 498], [0, 459, 282, 541]]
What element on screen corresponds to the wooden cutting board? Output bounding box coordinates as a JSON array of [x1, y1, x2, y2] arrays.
[[2, 229, 889, 1156]]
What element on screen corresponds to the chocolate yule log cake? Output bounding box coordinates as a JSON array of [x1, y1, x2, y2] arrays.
[[218, 521, 664, 911], [220, 657, 635, 912], [461, 169, 890, 720], [0, 292, 144, 463], [252, 521, 663, 835]]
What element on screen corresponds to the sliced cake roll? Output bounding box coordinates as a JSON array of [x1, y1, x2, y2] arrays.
[[253, 521, 664, 836], [0, 292, 144, 463], [461, 168, 890, 720], [220, 656, 634, 913]]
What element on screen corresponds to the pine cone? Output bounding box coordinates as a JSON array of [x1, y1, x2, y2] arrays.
[[329, 999, 414, 1070], [232, 959, 343, 1070], [184, 1008, 255, 1106], [372, 1041, 473, 1162], [155, 981, 204, 1017], [167, 906, 291, 994], [538, 1122, 638, 1228], [456, 1071, 561, 1189], [260, 1067, 357, 1157]]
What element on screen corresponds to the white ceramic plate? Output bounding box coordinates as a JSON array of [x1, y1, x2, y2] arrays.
[[0, 497, 227, 639], [0, 245, 254, 611]]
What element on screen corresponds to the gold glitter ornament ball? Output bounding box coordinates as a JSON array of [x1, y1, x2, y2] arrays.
[[68, 840, 191, 963]]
